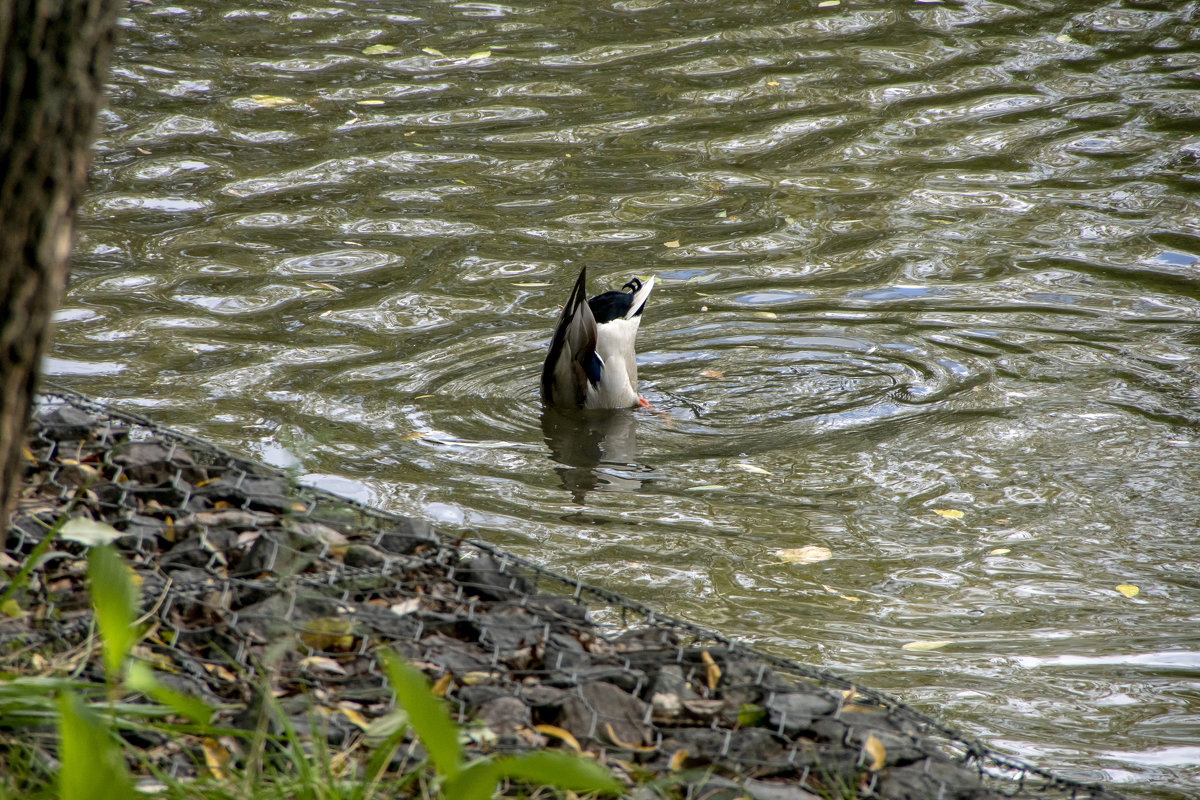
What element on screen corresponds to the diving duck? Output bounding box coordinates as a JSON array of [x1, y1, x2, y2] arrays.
[[541, 267, 655, 409]]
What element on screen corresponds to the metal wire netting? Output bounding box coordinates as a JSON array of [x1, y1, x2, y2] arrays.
[[2, 387, 1126, 800]]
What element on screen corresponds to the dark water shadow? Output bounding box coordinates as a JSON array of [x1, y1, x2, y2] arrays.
[[540, 407, 653, 503]]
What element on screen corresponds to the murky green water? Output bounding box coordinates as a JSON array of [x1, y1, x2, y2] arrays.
[[53, 1, 1200, 795]]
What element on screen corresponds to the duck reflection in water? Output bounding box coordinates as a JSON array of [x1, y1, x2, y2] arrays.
[[539, 267, 656, 500], [541, 407, 650, 500]]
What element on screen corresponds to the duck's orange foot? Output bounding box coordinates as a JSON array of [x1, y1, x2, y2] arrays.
[[637, 397, 651, 407]]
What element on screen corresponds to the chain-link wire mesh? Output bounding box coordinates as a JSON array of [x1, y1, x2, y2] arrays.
[[3, 387, 1127, 799]]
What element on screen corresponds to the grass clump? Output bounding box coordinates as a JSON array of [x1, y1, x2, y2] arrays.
[[0, 542, 623, 800]]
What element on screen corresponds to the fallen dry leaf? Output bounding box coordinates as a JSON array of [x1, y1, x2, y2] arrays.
[[864, 734, 886, 770], [535, 724, 582, 752]]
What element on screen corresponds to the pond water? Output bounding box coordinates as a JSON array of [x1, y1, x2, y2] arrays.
[[52, 0, 1200, 795]]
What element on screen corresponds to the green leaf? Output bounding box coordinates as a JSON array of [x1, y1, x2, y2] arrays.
[[380, 651, 462, 778], [87, 545, 138, 679], [125, 661, 214, 727], [58, 692, 137, 800], [496, 750, 623, 795], [737, 703, 766, 727], [444, 760, 500, 800]]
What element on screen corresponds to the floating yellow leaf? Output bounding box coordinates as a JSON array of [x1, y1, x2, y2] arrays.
[[356, 99, 385, 106], [362, 44, 397, 55], [249, 94, 295, 108], [664, 240, 680, 248], [766, 80, 780, 86], [864, 734, 886, 771], [932, 508, 964, 520], [901, 640, 951, 651], [1115, 584, 1139, 598], [753, 311, 778, 319], [304, 281, 341, 292], [818, 0, 840, 6], [734, 463, 771, 475], [512, 282, 551, 287], [465, 49, 491, 61], [421, 47, 445, 57], [686, 484, 727, 492], [535, 724, 582, 752], [989, 547, 1011, 555], [776, 546, 832, 564], [700, 368, 724, 378], [701, 650, 721, 690], [669, 749, 689, 771]]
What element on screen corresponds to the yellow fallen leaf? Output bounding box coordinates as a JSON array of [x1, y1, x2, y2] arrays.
[[305, 281, 341, 292], [202, 737, 231, 779], [460, 671, 497, 685], [989, 548, 1011, 555], [300, 656, 347, 676], [362, 44, 397, 55], [356, 99, 385, 106], [685, 484, 727, 492], [338, 706, 369, 729], [932, 508, 964, 520], [465, 50, 491, 61], [431, 673, 452, 697], [700, 369, 724, 378], [298, 617, 356, 651], [421, 47, 445, 57], [512, 282, 551, 287], [753, 311, 778, 319], [901, 640, 951, 651], [1115, 584, 1139, 598], [734, 463, 771, 475], [664, 240, 681, 248], [776, 546, 832, 564], [700, 650, 721, 690], [669, 749, 689, 771], [604, 722, 654, 751], [535, 724, 582, 752], [863, 734, 886, 770]]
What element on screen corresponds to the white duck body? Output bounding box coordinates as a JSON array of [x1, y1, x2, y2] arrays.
[[541, 267, 655, 409]]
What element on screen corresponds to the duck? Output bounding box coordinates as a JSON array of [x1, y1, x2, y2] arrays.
[[541, 266, 655, 409]]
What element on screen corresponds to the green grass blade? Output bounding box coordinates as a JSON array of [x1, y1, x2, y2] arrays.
[[496, 750, 624, 795], [125, 661, 214, 728], [58, 691, 137, 800], [87, 545, 138, 680], [443, 760, 499, 800], [379, 651, 462, 779]]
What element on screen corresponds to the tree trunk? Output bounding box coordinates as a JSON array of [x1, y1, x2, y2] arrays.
[[0, 0, 121, 530]]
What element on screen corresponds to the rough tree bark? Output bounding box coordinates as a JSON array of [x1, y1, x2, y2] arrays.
[[0, 0, 122, 530]]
